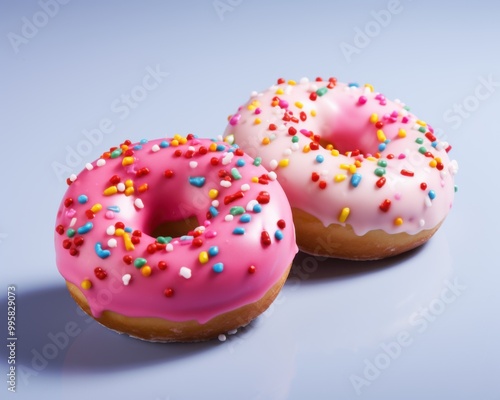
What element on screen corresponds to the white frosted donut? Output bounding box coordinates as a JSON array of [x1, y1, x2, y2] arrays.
[[224, 77, 458, 260]]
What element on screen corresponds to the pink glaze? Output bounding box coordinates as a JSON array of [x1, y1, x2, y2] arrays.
[[224, 77, 458, 236], [54, 136, 297, 324]]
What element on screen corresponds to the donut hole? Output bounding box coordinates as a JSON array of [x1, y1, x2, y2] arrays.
[[147, 216, 201, 239]]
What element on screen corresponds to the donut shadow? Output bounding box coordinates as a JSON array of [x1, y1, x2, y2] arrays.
[[287, 242, 427, 284], [1, 282, 218, 374]]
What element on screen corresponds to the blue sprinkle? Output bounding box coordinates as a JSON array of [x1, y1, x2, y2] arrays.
[[95, 242, 111, 259], [350, 173, 362, 188], [125, 227, 132, 233], [239, 214, 251, 223], [378, 143, 386, 151], [253, 204, 262, 213], [233, 227, 245, 235], [209, 206, 219, 217], [107, 205, 120, 212], [216, 144, 226, 151], [212, 262, 224, 273], [236, 159, 245, 167], [180, 235, 194, 241], [160, 140, 169, 148], [275, 230, 284, 240], [77, 195, 88, 204], [208, 246, 219, 257], [77, 222, 93, 234], [189, 176, 206, 187], [428, 190, 436, 200], [140, 139, 148, 144], [133, 144, 143, 150], [315, 155, 324, 163], [348, 82, 359, 87], [431, 141, 438, 148]]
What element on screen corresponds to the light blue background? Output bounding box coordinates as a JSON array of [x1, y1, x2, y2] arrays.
[[1, 0, 499, 399]]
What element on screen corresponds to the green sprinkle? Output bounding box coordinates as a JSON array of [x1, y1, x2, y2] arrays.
[[231, 167, 242, 180], [292, 136, 299, 143], [66, 228, 75, 238], [316, 87, 328, 96], [418, 146, 427, 154], [374, 168, 386, 177], [253, 157, 262, 166], [110, 148, 123, 158], [377, 160, 387, 167], [415, 137, 424, 144], [230, 206, 245, 216], [134, 258, 147, 268], [156, 236, 172, 244], [418, 126, 426, 133]]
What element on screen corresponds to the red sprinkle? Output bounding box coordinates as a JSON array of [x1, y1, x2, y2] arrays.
[[164, 169, 174, 178], [174, 149, 182, 157], [310, 142, 319, 150], [147, 243, 157, 254], [401, 169, 414, 177], [62, 239, 72, 249], [192, 237, 203, 247], [277, 219, 286, 229], [277, 78, 285, 84], [319, 180, 327, 189], [69, 248, 79, 257], [85, 210, 95, 219], [376, 177, 386, 188], [311, 172, 320, 182], [256, 191, 270, 204], [436, 162, 444, 171], [132, 230, 142, 237], [248, 265, 256, 274], [261, 231, 271, 246], [94, 267, 107, 280], [109, 175, 121, 184], [64, 198, 73, 208], [300, 111, 307, 121], [123, 255, 133, 265], [269, 124, 277, 131], [375, 121, 384, 129], [73, 236, 84, 247], [56, 225, 65, 235], [224, 190, 244, 205], [136, 167, 150, 177], [309, 92, 317, 101], [115, 222, 125, 229], [158, 261, 167, 271], [164, 288, 174, 297], [198, 146, 208, 155], [420, 182, 428, 190], [210, 157, 219, 166], [425, 132, 437, 142], [379, 199, 391, 212], [288, 126, 297, 136]]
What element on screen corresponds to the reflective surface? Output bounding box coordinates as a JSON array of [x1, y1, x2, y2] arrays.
[[2, 1, 499, 399]]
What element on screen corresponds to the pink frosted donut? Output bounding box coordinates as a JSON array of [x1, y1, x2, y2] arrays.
[[224, 77, 459, 260], [54, 135, 297, 342]]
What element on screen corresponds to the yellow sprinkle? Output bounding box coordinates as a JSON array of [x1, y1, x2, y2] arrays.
[[123, 233, 135, 251], [364, 83, 374, 92], [141, 266, 152, 277], [366, 156, 377, 162], [354, 160, 362, 168], [377, 129, 387, 142], [199, 251, 209, 264], [331, 149, 340, 156], [349, 165, 357, 174], [115, 228, 124, 237], [103, 186, 118, 196], [125, 179, 134, 188], [334, 174, 347, 182], [122, 156, 134, 166], [251, 177, 259, 183], [338, 207, 350, 223], [124, 187, 135, 196], [302, 145, 311, 153], [81, 279, 92, 290], [434, 157, 442, 163], [90, 203, 102, 213], [339, 164, 350, 170], [416, 119, 427, 126], [171, 139, 179, 147], [179, 137, 187, 144], [398, 129, 407, 138], [254, 118, 261, 125], [370, 113, 379, 123], [278, 159, 289, 168], [288, 80, 296, 85], [209, 142, 218, 151], [429, 159, 437, 168], [294, 101, 303, 109], [394, 217, 404, 226], [325, 144, 334, 150], [310, 110, 317, 117], [262, 137, 270, 145], [121, 144, 129, 151], [209, 189, 219, 199], [275, 88, 284, 95]]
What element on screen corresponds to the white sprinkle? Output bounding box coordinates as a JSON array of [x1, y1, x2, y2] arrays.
[[218, 334, 227, 342], [69, 217, 77, 227], [134, 198, 144, 209], [212, 200, 219, 207], [189, 161, 198, 168], [250, 91, 258, 97], [227, 329, 238, 335], [449, 160, 459, 175], [85, 163, 94, 171], [299, 77, 309, 84], [152, 144, 160, 152], [268, 171, 277, 181], [285, 85, 293, 95], [240, 183, 250, 191], [222, 152, 234, 165], [96, 159, 106, 167], [166, 243, 174, 252], [283, 148, 292, 156], [117, 182, 126, 192], [220, 180, 232, 188], [225, 214, 234, 222], [278, 124, 286, 131], [246, 199, 258, 211], [69, 174, 77, 182], [291, 142, 300, 151], [122, 274, 131, 286], [321, 169, 329, 177], [194, 225, 205, 233], [179, 266, 192, 279], [269, 159, 278, 170], [188, 146, 195, 152], [419, 219, 425, 227], [425, 197, 432, 208], [107, 238, 118, 248], [106, 225, 116, 235]]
